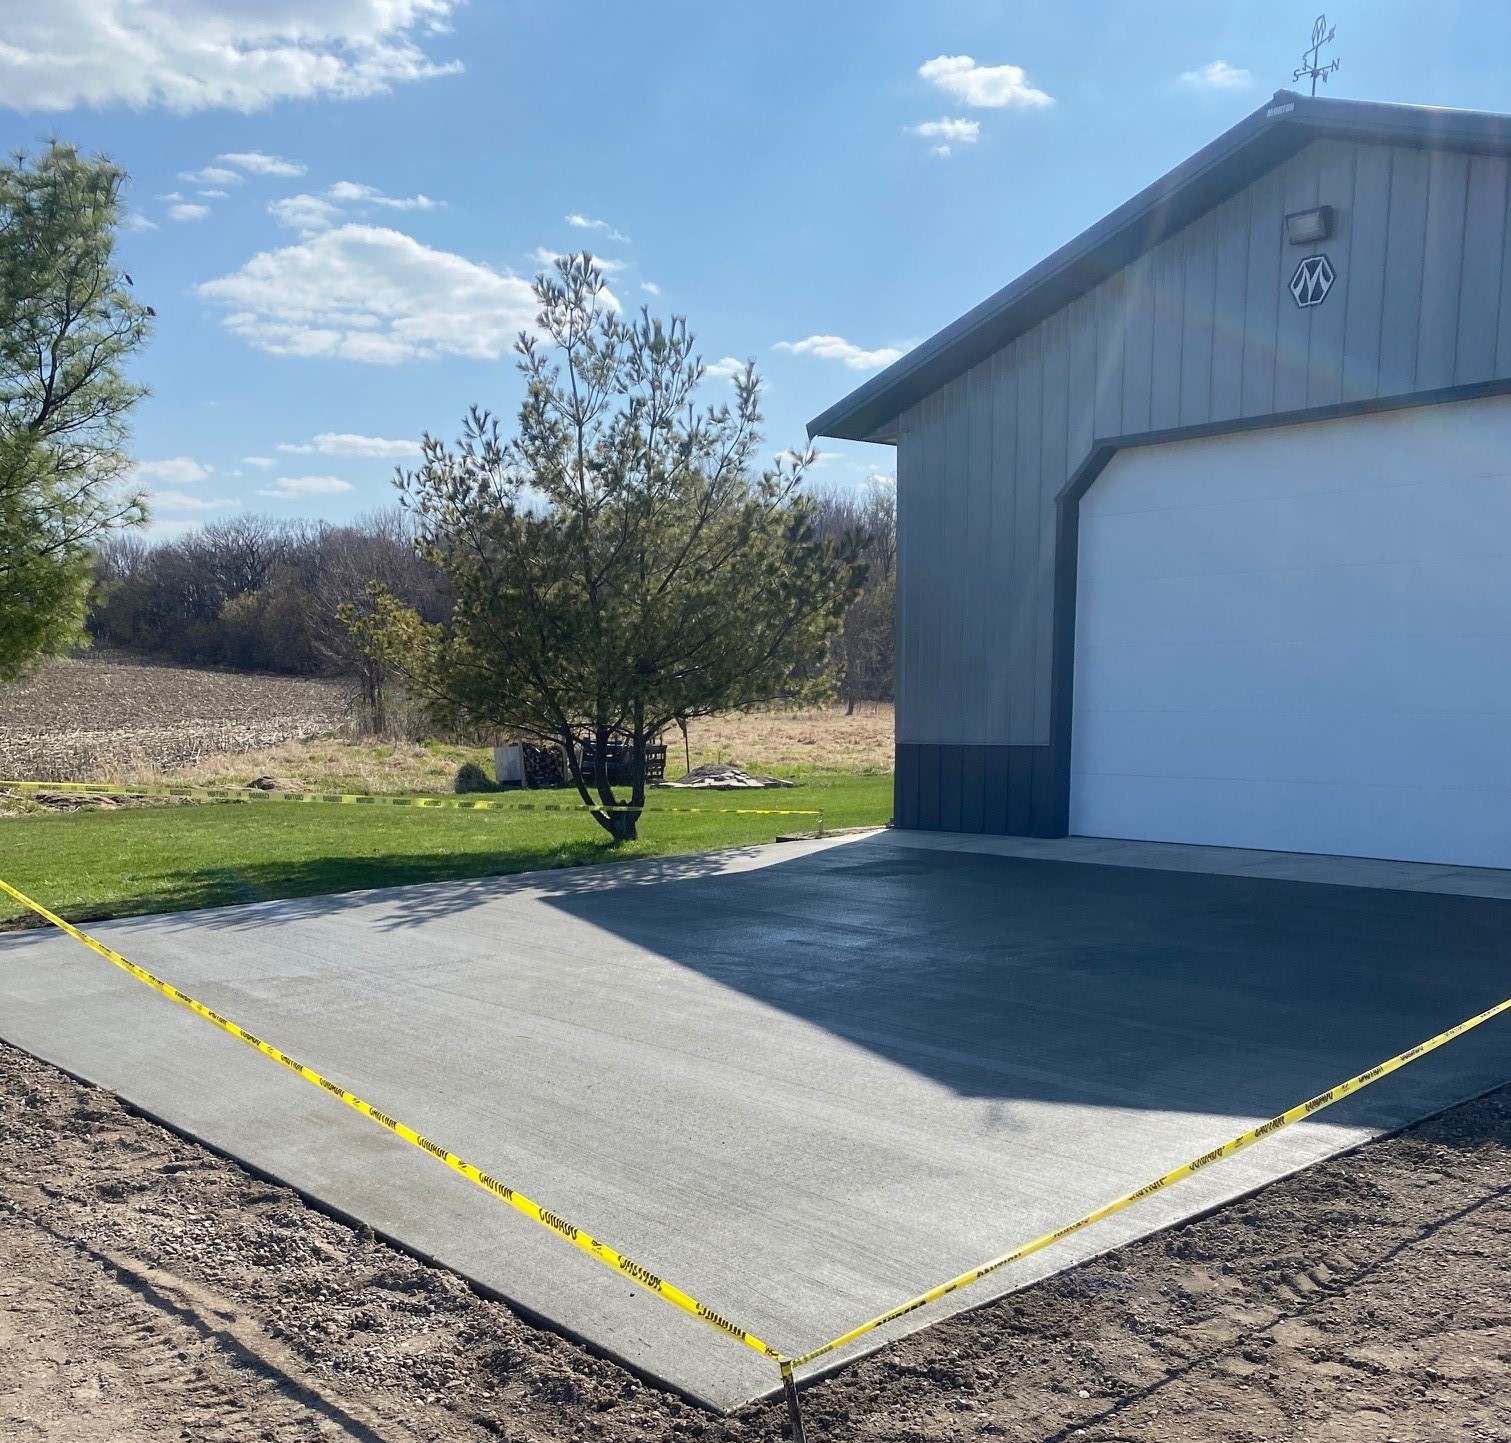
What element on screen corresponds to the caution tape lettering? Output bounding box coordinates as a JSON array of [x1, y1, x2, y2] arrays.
[[537, 1208, 579, 1241], [618, 1257, 664, 1290]]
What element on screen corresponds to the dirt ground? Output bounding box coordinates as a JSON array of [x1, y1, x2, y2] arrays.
[[2, 1041, 1507, 1443], [0, 652, 349, 781]]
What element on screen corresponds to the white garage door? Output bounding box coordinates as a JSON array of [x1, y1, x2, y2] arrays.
[[1071, 394, 1511, 869]]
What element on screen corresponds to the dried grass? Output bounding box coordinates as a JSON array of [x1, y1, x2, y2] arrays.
[[676, 702, 893, 775], [127, 738, 480, 794], [0, 653, 894, 788]]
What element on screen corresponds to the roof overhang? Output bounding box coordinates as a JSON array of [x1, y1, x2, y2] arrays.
[[808, 91, 1511, 445]]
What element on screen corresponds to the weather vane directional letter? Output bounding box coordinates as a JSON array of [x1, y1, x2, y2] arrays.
[[1294, 14, 1340, 96]]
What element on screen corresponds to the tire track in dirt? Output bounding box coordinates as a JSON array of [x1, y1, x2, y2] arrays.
[[0, 1201, 409, 1441], [3, 1035, 1510, 1441]]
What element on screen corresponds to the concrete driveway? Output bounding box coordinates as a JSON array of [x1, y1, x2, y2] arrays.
[[1, 830, 1508, 1410]]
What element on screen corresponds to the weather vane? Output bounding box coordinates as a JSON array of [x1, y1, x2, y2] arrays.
[[1294, 14, 1340, 96]]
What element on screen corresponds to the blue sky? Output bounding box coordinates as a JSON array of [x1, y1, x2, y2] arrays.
[[4, 1, 1509, 534]]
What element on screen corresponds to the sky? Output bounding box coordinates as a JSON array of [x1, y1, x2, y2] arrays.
[[4, 1, 1510, 536]]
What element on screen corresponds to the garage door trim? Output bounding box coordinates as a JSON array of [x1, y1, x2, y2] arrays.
[[1043, 375, 1511, 846]]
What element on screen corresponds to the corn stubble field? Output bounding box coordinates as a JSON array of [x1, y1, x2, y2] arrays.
[[0, 651, 894, 790], [0, 651, 350, 782]]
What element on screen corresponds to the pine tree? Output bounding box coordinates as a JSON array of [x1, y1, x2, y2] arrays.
[[349, 255, 863, 840], [0, 141, 152, 679]]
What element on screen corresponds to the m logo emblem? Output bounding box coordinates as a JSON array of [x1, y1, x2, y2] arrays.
[[1290, 253, 1335, 308]]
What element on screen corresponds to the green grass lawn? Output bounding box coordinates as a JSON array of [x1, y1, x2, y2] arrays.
[[0, 773, 892, 926]]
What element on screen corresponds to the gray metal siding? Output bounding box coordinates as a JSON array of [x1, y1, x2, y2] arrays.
[[1378, 147, 1431, 396], [1457, 154, 1508, 381], [896, 136, 1511, 747], [1340, 145, 1391, 402]]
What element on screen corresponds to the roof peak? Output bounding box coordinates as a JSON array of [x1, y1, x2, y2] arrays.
[[810, 92, 1511, 443]]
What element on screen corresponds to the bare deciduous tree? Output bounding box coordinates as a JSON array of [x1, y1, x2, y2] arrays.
[[811, 478, 896, 711]]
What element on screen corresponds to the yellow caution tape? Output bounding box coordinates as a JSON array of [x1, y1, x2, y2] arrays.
[[783, 991, 1511, 1374], [0, 874, 786, 1363], [0, 779, 823, 822], [14, 847, 1498, 1395]]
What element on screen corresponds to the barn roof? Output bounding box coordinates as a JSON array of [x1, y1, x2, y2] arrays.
[[807, 90, 1511, 444]]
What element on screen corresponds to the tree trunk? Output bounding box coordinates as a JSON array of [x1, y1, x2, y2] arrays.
[[606, 809, 637, 842], [606, 703, 646, 843], [560, 724, 624, 840]]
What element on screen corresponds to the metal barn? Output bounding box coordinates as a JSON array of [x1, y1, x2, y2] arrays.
[[811, 90, 1511, 870]]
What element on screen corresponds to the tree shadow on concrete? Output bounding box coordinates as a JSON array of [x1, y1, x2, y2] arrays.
[[68, 843, 788, 934], [33, 831, 1511, 1122], [525, 834, 1511, 1117]]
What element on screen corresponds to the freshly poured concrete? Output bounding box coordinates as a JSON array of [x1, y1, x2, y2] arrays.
[[2, 831, 1509, 1410]]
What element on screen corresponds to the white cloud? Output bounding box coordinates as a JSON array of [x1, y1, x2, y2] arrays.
[[0, 1, 463, 113], [774, 334, 904, 371], [219, 151, 306, 176], [911, 117, 980, 158], [242, 456, 276, 467], [328, 180, 438, 211], [268, 193, 343, 235], [168, 202, 211, 222], [150, 489, 239, 512], [278, 432, 421, 458], [704, 357, 747, 381], [131, 456, 211, 484], [270, 183, 439, 236], [197, 188, 230, 198], [121, 213, 158, 232], [257, 475, 356, 498], [919, 55, 1053, 109], [566, 213, 630, 243], [913, 117, 980, 143], [640, 280, 661, 296], [198, 224, 542, 363], [1179, 60, 1253, 91], [180, 165, 241, 186], [529, 246, 626, 276]]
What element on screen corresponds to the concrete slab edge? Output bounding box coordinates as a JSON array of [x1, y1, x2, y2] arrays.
[[783, 1073, 1511, 1394], [0, 830, 874, 938], [3, 1032, 746, 1416], [879, 828, 1511, 899], [11, 1020, 1506, 1415]]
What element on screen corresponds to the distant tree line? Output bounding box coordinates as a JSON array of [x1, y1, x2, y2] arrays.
[[85, 483, 897, 719], [811, 480, 896, 710], [88, 510, 449, 728]]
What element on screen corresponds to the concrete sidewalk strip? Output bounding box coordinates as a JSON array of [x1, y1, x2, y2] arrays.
[[2, 834, 1508, 1409]]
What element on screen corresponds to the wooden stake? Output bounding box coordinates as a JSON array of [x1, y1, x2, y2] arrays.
[[782, 1365, 808, 1443]]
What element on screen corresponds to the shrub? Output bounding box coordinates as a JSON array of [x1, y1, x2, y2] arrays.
[[453, 760, 497, 793]]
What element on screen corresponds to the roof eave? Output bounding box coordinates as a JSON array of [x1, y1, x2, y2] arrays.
[[808, 91, 1511, 444]]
